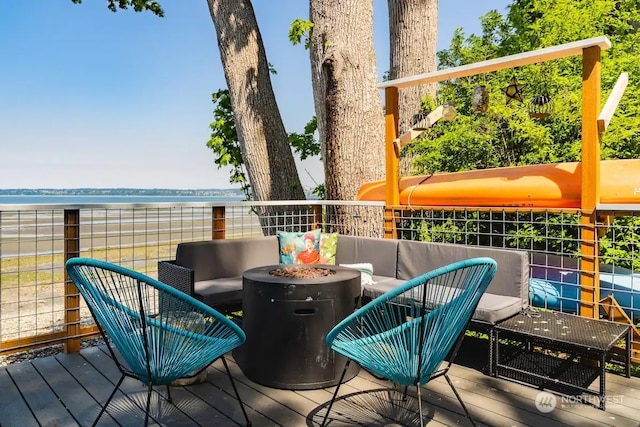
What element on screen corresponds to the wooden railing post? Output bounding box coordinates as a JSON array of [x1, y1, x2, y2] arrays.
[[64, 209, 81, 353], [313, 205, 323, 231], [384, 207, 397, 239], [212, 206, 226, 240], [579, 45, 602, 319]]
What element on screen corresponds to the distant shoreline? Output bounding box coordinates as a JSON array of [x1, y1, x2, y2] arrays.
[[0, 188, 245, 197]]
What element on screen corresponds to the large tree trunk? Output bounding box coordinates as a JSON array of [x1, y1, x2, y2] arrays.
[[388, 0, 438, 174], [207, 0, 305, 203], [309, 0, 385, 208]]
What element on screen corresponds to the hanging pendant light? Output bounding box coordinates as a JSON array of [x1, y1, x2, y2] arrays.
[[471, 85, 489, 113], [528, 94, 554, 119], [502, 76, 526, 104], [442, 102, 457, 121]]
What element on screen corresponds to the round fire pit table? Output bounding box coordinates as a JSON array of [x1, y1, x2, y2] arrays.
[[234, 264, 361, 390]]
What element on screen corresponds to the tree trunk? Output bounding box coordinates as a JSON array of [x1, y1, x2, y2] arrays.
[[388, 0, 438, 134], [388, 0, 438, 175], [206, 0, 305, 203], [309, 0, 385, 210]]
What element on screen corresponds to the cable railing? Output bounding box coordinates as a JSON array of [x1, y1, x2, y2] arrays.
[[1, 200, 638, 360]]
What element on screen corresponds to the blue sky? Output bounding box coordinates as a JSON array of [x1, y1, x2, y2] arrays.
[[0, 0, 510, 189]]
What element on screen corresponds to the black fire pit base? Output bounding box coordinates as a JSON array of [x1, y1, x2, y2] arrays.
[[234, 264, 361, 390]]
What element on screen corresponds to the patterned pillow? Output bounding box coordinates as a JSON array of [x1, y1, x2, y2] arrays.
[[277, 229, 322, 265], [340, 263, 375, 288], [319, 232, 338, 265]]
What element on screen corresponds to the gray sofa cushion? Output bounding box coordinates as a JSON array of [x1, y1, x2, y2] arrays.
[[474, 294, 523, 324], [363, 276, 407, 298], [397, 240, 529, 304], [395, 240, 529, 324], [336, 235, 399, 278], [176, 236, 279, 281], [194, 277, 243, 307], [362, 277, 522, 324]]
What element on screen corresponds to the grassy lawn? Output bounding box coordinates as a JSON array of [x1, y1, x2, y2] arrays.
[[0, 243, 177, 288]]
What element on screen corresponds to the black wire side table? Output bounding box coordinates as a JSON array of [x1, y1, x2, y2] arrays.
[[494, 310, 631, 410]]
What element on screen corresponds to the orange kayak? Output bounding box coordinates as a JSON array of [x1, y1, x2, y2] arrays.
[[357, 159, 640, 208]]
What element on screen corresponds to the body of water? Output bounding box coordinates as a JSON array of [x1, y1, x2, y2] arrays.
[[0, 195, 244, 205], [0, 195, 257, 257]]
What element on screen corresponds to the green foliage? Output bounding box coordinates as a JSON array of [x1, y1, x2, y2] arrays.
[[408, 0, 640, 263], [206, 90, 251, 200], [408, 0, 640, 176], [206, 90, 323, 199], [71, 0, 164, 16], [311, 183, 326, 200], [599, 216, 640, 271], [288, 117, 320, 160], [288, 19, 314, 49]]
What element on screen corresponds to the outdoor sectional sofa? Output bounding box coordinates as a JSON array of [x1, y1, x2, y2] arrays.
[[158, 234, 530, 327]]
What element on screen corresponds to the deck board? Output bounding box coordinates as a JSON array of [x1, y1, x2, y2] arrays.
[[0, 368, 39, 427], [1, 343, 639, 427], [6, 358, 77, 426], [30, 355, 115, 427]]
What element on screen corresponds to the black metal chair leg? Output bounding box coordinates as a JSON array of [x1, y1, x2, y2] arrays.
[[166, 384, 173, 403], [92, 374, 125, 427], [444, 374, 477, 427], [144, 382, 154, 427], [416, 384, 425, 427], [221, 356, 252, 426], [321, 360, 351, 427]]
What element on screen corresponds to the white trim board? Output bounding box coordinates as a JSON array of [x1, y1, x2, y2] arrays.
[[379, 36, 611, 89]]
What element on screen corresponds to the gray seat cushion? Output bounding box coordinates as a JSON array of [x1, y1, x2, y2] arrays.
[[362, 275, 407, 299], [475, 294, 523, 324], [194, 277, 243, 307], [397, 240, 529, 306], [362, 277, 522, 324]]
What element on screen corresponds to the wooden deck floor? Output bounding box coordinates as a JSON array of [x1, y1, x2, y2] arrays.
[[1, 341, 639, 427]]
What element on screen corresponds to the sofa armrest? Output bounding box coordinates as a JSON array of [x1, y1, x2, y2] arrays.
[[158, 260, 195, 296]]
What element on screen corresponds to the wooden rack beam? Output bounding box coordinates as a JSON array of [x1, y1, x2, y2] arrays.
[[380, 36, 611, 89], [598, 72, 629, 133]]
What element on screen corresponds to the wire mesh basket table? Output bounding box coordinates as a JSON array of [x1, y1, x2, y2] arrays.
[[494, 310, 631, 410]]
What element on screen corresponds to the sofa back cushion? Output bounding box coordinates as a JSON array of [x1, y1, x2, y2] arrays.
[[336, 235, 398, 278], [176, 236, 279, 281], [396, 240, 529, 302]]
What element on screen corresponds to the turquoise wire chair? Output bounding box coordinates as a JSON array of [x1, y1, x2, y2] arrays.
[[322, 257, 497, 427], [65, 258, 251, 427]]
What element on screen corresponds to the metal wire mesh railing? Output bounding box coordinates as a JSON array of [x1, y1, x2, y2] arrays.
[[392, 206, 640, 319], [1, 200, 638, 360], [0, 201, 384, 355], [0, 204, 222, 354]]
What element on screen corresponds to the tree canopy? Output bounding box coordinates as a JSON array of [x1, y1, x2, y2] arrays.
[[71, 0, 164, 16], [406, 0, 640, 176]]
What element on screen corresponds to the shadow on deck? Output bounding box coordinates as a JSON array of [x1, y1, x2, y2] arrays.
[[0, 338, 639, 427]]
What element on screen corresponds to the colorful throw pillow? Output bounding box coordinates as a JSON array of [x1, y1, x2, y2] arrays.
[[319, 232, 338, 265], [277, 229, 322, 265]]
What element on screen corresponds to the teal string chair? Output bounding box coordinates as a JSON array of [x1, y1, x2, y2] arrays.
[[65, 258, 251, 426], [322, 257, 497, 427]]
